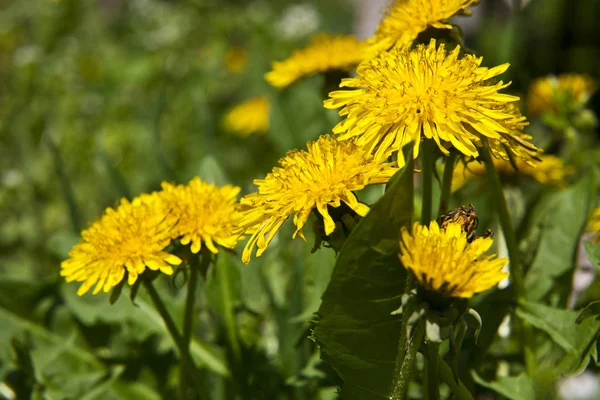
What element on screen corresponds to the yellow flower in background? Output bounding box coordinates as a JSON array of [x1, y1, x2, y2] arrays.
[[588, 205, 600, 242], [225, 47, 249, 73], [265, 34, 369, 89], [528, 74, 596, 115], [223, 97, 269, 137], [325, 40, 539, 163], [399, 221, 508, 298], [159, 178, 242, 254], [237, 134, 399, 264], [451, 154, 573, 191], [60, 195, 182, 296], [368, 0, 479, 51]]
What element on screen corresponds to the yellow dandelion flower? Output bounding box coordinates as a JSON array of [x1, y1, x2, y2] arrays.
[[369, 0, 479, 51], [223, 97, 269, 137], [60, 194, 182, 296], [265, 34, 369, 89], [452, 154, 572, 191], [399, 220, 508, 298], [482, 102, 538, 165], [159, 177, 241, 254], [225, 47, 248, 73], [528, 74, 597, 116], [324, 39, 539, 163], [588, 205, 600, 242], [238, 134, 399, 264]]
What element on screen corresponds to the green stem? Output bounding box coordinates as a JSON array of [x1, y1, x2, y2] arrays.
[[450, 320, 467, 383], [142, 280, 207, 399], [421, 141, 435, 225], [481, 144, 525, 296], [426, 342, 441, 400], [481, 141, 535, 376], [439, 150, 457, 216], [180, 253, 204, 399], [391, 318, 426, 400], [439, 355, 475, 400]]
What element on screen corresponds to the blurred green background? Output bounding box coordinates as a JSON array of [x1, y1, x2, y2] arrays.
[[1, 0, 599, 399]]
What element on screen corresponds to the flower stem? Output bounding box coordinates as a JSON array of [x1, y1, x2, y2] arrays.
[[180, 252, 206, 399], [439, 355, 474, 400], [391, 318, 426, 400], [426, 341, 440, 400], [421, 141, 435, 225], [481, 141, 535, 376], [438, 150, 457, 216], [143, 279, 207, 399]]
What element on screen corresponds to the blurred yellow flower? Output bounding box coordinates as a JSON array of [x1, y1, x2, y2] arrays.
[[225, 47, 248, 73], [325, 40, 538, 163], [159, 177, 242, 254], [60, 195, 182, 296], [452, 154, 572, 191], [399, 221, 508, 298], [237, 134, 399, 264], [368, 0, 478, 51], [528, 74, 596, 115], [588, 205, 600, 242], [265, 34, 368, 89], [223, 97, 269, 137]]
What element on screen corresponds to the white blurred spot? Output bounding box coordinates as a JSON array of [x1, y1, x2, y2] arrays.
[[498, 314, 511, 338], [559, 372, 600, 400], [277, 4, 320, 40]]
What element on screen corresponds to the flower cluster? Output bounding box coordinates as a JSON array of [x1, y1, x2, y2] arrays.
[[61, 178, 241, 296]]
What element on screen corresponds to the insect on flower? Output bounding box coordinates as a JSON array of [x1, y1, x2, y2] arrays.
[[438, 204, 492, 242]]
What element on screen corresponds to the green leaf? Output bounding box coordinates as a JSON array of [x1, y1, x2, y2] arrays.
[[576, 301, 600, 323], [516, 300, 600, 374], [472, 371, 535, 400], [313, 163, 412, 400], [524, 178, 592, 301], [584, 241, 600, 273]]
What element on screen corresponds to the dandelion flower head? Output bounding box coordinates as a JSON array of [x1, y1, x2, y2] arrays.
[[325, 39, 539, 163], [60, 194, 182, 296], [399, 220, 508, 298], [369, 0, 479, 51], [452, 154, 572, 191], [265, 34, 369, 89], [223, 97, 269, 137], [159, 177, 242, 254], [238, 134, 399, 264], [528, 74, 597, 116]]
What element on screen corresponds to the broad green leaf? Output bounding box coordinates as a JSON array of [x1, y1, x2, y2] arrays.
[[313, 164, 412, 400], [583, 241, 600, 272], [576, 301, 600, 323], [524, 178, 592, 301], [516, 301, 600, 374], [472, 371, 535, 400]]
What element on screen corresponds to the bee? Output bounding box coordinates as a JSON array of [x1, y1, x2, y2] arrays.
[[438, 204, 492, 242]]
